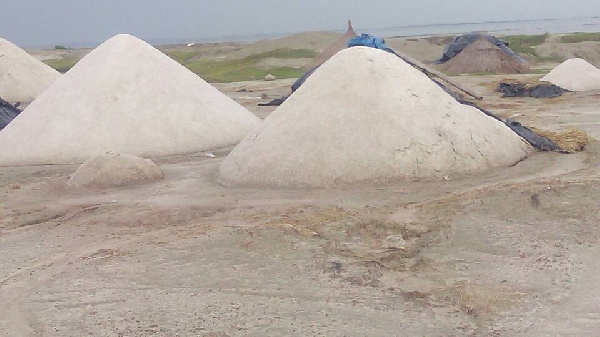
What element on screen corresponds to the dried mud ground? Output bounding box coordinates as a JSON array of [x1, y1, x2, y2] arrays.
[[1, 76, 600, 336]]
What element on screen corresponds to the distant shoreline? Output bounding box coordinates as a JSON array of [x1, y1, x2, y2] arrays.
[[24, 16, 600, 49]]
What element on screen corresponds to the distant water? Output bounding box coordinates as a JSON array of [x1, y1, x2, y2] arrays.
[[370, 16, 600, 38], [59, 16, 600, 49], [181, 16, 600, 45]]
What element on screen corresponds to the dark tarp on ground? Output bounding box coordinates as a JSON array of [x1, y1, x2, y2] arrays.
[[496, 82, 565, 98], [0, 97, 20, 130], [437, 33, 526, 64], [505, 119, 560, 151], [258, 96, 289, 107]]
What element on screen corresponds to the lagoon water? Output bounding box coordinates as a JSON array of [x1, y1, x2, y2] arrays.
[[370, 16, 600, 38], [203, 16, 600, 44], [58, 17, 600, 49]]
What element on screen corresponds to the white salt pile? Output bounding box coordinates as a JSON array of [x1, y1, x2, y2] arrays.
[[68, 151, 164, 188], [0, 37, 60, 103], [0, 34, 260, 166], [541, 58, 600, 91], [220, 47, 530, 188]]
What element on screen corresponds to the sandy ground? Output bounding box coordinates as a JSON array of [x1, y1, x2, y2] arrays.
[[535, 41, 600, 67], [2, 60, 600, 335]]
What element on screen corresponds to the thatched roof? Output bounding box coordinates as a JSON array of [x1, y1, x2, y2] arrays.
[[304, 20, 357, 70], [441, 38, 529, 74]]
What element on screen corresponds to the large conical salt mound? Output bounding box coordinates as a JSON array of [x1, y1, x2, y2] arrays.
[[541, 58, 600, 91], [0, 37, 60, 104], [220, 47, 530, 188], [0, 34, 260, 166], [441, 38, 528, 74]]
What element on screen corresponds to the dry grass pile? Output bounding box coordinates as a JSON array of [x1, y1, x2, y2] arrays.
[[442, 38, 529, 74], [432, 281, 525, 317], [529, 127, 590, 153]]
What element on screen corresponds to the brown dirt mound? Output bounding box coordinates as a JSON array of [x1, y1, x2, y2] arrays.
[[442, 38, 529, 74], [304, 20, 357, 70]]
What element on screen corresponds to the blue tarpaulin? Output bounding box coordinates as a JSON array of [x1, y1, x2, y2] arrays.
[[347, 34, 395, 54]]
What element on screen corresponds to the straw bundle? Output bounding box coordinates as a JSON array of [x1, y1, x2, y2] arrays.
[[530, 127, 590, 153]]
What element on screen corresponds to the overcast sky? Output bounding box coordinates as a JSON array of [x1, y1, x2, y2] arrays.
[[2, 0, 600, 47]]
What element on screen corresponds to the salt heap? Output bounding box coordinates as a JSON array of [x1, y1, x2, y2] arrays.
[[220, 47, 530, 188], [541, 58, 600, 91], [0, 34, 260, 166], [68, 151, 164, 188], [0, 37, 60, 103]]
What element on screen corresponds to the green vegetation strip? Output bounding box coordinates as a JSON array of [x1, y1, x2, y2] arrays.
[[44, 57, 80, 73], [502, 34, 562, 63], [561, 32, 600, 43], [503, 34, 548, 55], [167, 48, 316, 82], [44, 47, 316, 82]]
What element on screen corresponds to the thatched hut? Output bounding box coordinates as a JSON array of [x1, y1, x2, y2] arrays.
[[441, 38, 529, 74]]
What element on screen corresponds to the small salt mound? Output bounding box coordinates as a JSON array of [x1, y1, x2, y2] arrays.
[[220, 47, 530, 188], [441, 38, 528, 74], [0, 34, 260, 166], [541, 58, 600, 91], [0, 37, 60, 104], [68, 152, 164, 188]]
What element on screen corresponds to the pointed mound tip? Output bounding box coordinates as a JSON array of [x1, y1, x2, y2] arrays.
[[103, 34, 145, 45], [347, 20, 356, 35], [95, 34, 153, 51], [113, 33, 137, 39]]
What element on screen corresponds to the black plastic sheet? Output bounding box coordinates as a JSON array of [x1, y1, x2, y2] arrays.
[[496, 82, 565, 98], [0, 97, 20, 130]]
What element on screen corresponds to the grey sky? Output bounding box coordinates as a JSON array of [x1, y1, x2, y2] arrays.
[[2, 0, 600, 47]]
